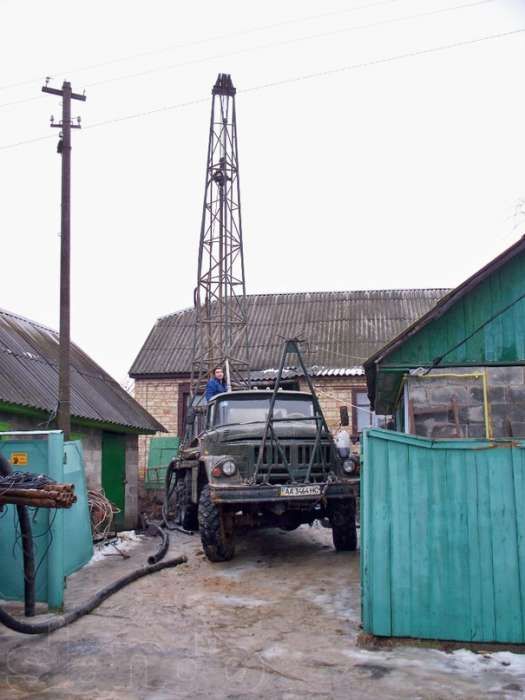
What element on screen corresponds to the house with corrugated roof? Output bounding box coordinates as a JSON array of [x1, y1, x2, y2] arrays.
[[130, 288, 446, 473], [365, 236, 525, 438], [0, 308, 165, 528]]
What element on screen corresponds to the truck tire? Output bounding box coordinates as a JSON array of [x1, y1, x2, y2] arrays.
[[330, 500, 357, 551], [175, 470, 198, 531], [198, 485, 235, 562]]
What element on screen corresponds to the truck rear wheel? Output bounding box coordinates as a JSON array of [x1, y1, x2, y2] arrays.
[[198, 485, 235, 562], [175, 470, 198, 531], [330, 500, 357, 551]]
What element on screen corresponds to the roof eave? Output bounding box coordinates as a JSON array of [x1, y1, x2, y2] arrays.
[[364, 235, 525, 372]]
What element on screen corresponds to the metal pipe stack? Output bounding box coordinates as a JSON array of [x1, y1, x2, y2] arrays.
[[0, 478, 77, 510]]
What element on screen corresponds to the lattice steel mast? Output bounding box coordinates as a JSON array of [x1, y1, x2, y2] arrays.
[[190, 74, 251, 399]]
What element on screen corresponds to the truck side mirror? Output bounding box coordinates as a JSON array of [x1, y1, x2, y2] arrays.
[[339, 405, 349, 427]]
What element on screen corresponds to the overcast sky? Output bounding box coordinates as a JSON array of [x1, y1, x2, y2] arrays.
[[1, 0, 524, 383]]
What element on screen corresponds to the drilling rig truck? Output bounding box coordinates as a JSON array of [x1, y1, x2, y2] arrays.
[[163, 75, 358, 561]]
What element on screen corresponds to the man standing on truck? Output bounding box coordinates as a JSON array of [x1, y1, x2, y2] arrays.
[[205, 366, 227, 401]]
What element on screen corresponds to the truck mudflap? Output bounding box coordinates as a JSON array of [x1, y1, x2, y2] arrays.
[[209, 481, 356, 505]]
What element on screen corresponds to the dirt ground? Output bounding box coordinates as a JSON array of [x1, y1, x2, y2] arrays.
[[1, 525, 525, 700]]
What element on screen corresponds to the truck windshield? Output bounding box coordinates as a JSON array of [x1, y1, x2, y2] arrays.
[[213, 395, 315, 427]]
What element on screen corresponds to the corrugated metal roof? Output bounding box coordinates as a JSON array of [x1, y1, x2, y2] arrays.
[[130, 289, 448, 377], [250, 367, 364, 381], [0, 309, 164, 433]]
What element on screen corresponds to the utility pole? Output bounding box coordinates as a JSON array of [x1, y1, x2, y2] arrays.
[[42, 79, 86, 440]]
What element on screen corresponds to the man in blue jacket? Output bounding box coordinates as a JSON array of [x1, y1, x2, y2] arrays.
[[205, 366, 227, 401]]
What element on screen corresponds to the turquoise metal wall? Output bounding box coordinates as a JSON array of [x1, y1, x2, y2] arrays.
[[361, 428, 525, 643], [0, 432, 92, 610]]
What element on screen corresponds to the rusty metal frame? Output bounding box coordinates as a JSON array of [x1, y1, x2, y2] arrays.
[[190, 74, 251, 405], [253, 339, 332, 484]]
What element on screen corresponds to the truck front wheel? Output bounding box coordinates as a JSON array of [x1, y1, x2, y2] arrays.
[[198, 485, 235, 562], [330, 500, 357, 551]]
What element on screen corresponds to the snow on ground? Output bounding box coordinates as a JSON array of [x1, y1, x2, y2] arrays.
[[87, 530, 145, 565], [341, 645, 525, 682]]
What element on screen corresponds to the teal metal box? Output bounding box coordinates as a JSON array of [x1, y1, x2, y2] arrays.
[[0, 431, 93, 610], [361, 428, 525, 643]]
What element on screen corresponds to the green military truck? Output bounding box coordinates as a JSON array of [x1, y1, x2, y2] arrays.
[[166, 387, 359, 562]]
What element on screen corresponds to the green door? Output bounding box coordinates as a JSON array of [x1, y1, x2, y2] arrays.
[[102, 432, 126, 530]]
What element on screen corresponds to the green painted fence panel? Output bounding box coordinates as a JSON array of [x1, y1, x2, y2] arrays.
[[145, 437, 180, 490], [361, 428, 525, 643]]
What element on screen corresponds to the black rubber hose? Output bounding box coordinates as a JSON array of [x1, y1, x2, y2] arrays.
[[0, 452, 11, 476], [0, 555, 187, 635], [162, 460, 179, 531], [143, 517, 169, 565], [16, 505, 35, 617]]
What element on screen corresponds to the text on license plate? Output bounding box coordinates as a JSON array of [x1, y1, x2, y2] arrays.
[[280, 485, 322, 497]]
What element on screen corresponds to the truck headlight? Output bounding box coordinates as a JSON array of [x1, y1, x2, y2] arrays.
[[342, 459, 355, 474], [221, 460, 237, 476]]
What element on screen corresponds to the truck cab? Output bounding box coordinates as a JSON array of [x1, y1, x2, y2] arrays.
[[171, 389, 358, 561]]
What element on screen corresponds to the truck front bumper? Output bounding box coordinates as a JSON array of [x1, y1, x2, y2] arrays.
[[209, 480, 357, 505]]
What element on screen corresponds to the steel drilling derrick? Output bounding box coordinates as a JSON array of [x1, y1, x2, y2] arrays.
[[190, 73, 251, 400]]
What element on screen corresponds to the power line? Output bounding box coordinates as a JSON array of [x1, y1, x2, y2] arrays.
[[84, 0, 496, 90], [239, 26, 525, 96], [428, 290, 525, 370], [0, 0, 498, 109], [84, 96, 210, 131], [0, 0, 407, 92], [1, 26, 523, 152], [0, 134, 56, 150]]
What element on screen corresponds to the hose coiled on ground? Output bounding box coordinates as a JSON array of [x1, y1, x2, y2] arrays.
[[0, 555, 187, 635]]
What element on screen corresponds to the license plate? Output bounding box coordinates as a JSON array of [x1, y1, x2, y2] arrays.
[[280, 485, 322, 497]]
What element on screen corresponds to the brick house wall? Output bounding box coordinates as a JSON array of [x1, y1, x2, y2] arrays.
[[300, 377, 369, 434], [134, 378, 186, 478], [134, 375, 371, 476]]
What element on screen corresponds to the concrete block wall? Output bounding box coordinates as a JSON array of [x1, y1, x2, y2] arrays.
[[0, 411, 103, 489], [124, 434, 139, 529], [406, 366, 525, 439], [77, 428, 102, 490]]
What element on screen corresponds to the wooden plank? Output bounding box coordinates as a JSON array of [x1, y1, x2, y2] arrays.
[[489, 446, 523, 642], [427, 447, 446, 638], [441, 447, 470, 640], [407, 441, 431, 638], [465, 450, 483, 641], [474, 449, 497, 641], [367, 436, 392, 635], [389, 441, 411, 636], [360, 429, 372, 631], [511, 444, 525, 637]]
